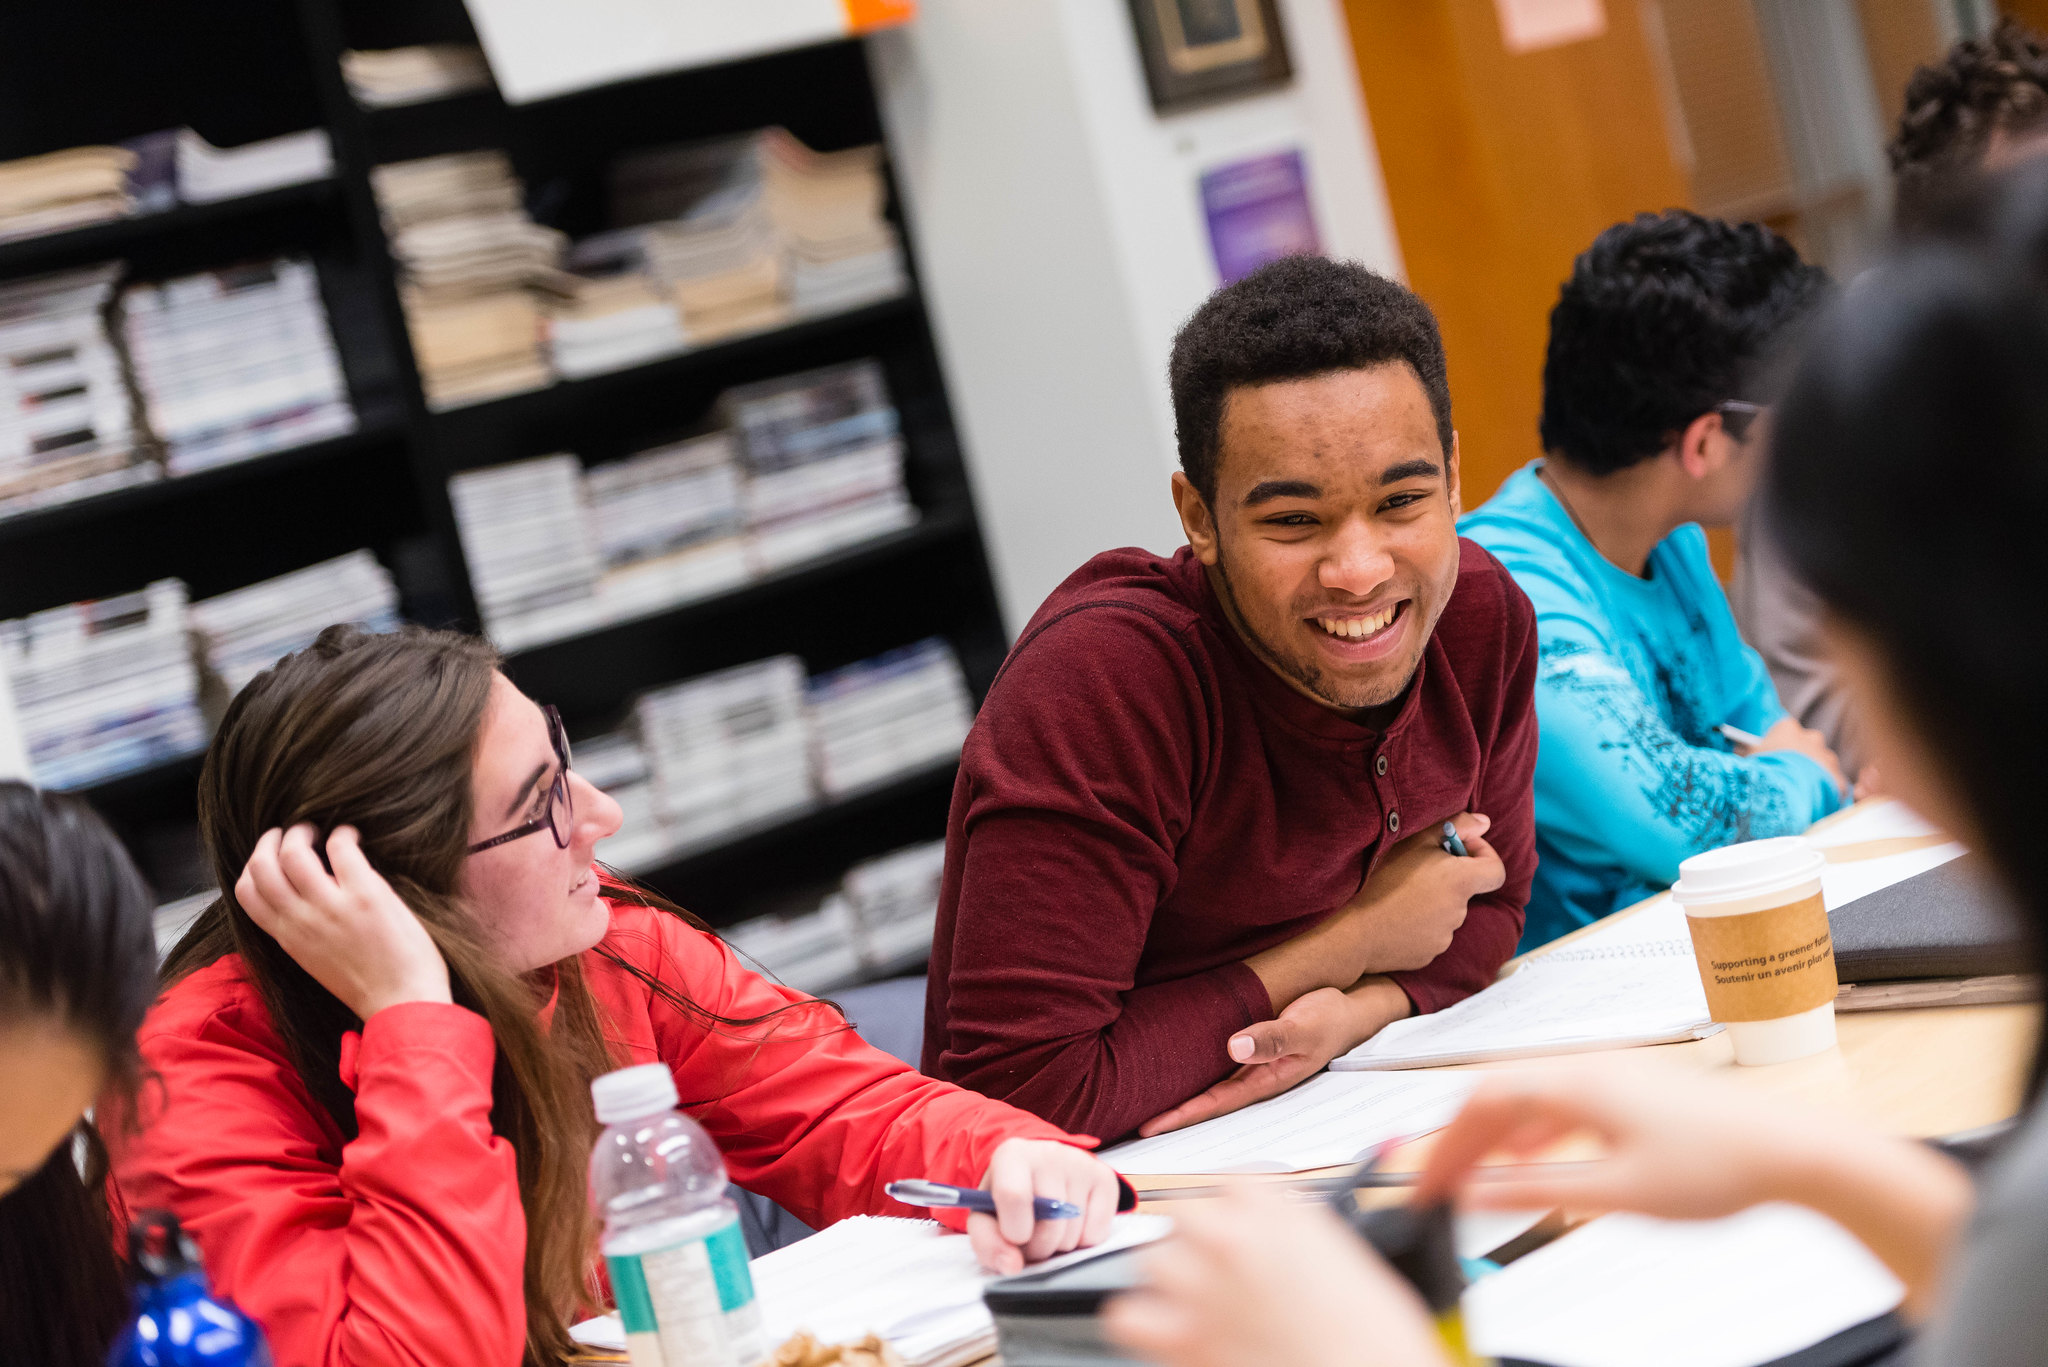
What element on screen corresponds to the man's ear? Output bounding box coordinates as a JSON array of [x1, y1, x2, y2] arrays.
[[1675, 411, 1725, 481], [1446, 431, 1463, 518], [1171, 471, 1221, 565]]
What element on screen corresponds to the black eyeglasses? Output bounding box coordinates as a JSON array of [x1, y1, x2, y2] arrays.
[[468, 704, 574, 854], [1714, 400, 1767, 443]]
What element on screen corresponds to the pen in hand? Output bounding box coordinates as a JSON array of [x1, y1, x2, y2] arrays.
[[886, 1179, 1083, 1221], [1438, 821, 1469, 857]]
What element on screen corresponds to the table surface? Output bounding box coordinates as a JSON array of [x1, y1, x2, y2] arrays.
[[1130, 802, 2038, 1195]]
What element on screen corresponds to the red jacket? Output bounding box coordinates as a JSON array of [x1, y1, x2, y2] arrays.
[[108, 895, 1085, 1367]]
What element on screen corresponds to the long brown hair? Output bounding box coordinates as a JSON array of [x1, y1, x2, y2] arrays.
[[163, 625, 615, 1366]]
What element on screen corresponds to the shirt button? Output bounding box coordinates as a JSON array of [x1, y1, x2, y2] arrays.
[[1387, 810, 1401, 834], [1375, 754, 1389, 777]]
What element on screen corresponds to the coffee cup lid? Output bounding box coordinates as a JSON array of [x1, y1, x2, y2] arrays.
[[1673, 836, 1825, 904]]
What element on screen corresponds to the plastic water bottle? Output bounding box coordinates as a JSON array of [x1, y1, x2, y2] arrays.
[[108, 1210, 273, 1367], [590, 1063, 766, 1367]]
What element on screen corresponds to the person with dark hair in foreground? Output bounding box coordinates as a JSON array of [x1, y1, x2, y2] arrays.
[[922, 256, 1539, 1143], [107, 625, 1122, 1367], [0, 783, 160, 1367], [1105, 159, 2048, 1367], [1462, 210, 1845, 951]]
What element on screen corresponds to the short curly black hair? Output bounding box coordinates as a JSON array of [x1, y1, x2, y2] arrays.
[[1168, 256, 1452, 504], [1891, 19, 2048, 233], [1540, 210, 1828, 478]]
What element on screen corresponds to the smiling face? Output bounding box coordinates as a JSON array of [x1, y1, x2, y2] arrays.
[[0, 1018, 102, 1199], [1172, 362, 1464, 714], [457, 674, 624, 974]]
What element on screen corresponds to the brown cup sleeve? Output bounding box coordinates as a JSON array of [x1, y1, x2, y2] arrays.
[[1683, 892, 1838, 1022]]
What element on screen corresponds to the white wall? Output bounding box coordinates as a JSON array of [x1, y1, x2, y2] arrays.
[[870, 0, 1402, 633]]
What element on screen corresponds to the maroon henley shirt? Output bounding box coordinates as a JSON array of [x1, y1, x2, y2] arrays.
[[921, 541, 1539, 1141]]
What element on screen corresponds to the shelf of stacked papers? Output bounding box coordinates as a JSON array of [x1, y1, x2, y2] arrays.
[[448, 358, 919, 652], [0, 579, 206, 790], [0, 551, 403, 790], [121, 257, 356, 474], [575, 639, 972, 875], [718, 839, 948, 993], [0, 264, 153, 517], [342, 45, 494, 109]]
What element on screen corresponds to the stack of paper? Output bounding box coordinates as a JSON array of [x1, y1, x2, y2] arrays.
[[762, 129, 908, 314], [448, 454, 602, 640], [584, 433, 748, 618], [724, 895, 866, 993], [579, 732, 670, 871], [0, 146, 134, 241], [636, 655, 815, 842], [544, 266, 684, 378], [0, 579, 207, 790], [121, 257, 356, 473], [372, 150, 559, 406], [0, 264, 151, 516], [840, 838, 948, 975], [723, 359, 917, 571], [188, 550, 400, 697], [572, 1216, 1173, 1367], [608, 128, 906, 343], [1465, 1203, 1904, 1367], [174, 130, 332, 204], [341, 45, 494, 107], [806, 638, 972, 796]]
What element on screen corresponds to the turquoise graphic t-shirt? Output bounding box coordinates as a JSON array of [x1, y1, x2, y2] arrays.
[[1460, 464, 1841, 950]]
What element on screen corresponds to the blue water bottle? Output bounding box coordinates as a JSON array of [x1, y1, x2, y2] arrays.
[[109, 1210, 272, 1367]]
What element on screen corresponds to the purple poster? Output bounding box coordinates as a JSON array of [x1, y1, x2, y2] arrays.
[[1200, 149, 1322, 285]]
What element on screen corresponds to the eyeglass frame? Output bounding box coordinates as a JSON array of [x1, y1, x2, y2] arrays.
[[1713, 400, 1767, 443], [467, 704, 574, 854]]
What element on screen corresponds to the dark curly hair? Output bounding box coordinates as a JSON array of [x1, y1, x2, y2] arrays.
[[1539, 210, 1828, 477], [1168, 256, 1452, 504], [1891, 18, 2048, 233]]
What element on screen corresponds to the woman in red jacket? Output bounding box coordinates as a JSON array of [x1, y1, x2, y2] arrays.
[[110, 624, 1121, 1367]]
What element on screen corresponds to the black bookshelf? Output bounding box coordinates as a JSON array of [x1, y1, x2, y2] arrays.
[[1, 0, 1008, 940]]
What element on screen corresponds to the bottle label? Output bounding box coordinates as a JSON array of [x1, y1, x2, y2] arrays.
[[605, 1211, 766, 1367]]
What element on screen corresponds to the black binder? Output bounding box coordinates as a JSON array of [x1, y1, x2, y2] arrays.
[[1828, 853, 2033, 983]]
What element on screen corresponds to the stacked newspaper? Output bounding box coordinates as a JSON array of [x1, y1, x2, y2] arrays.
[[372, 150, 560, 406], [188, 550, 400, 697], [448, 454, 602, 643], [839, 838, 947, 976], [0, 579, 207, 790], [0, 264, 151, 516], [606, 127, 905, 344], [806, 639, 973, 796], [723, 895, 864, 993], [577, 731, 671, 870], [0, 145, 134, 240], [724, 359, 917, 571], [173, 130, 332, 204], [548, 235, 685, 378], [636, 655, 816, 844], [342, 45, 494, 108], [121, 257, 356, 474], [584, 433, 749, 618]]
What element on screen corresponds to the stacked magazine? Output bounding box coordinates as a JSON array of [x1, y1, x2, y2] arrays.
[[342, 45, 494, 108], [0, 145, 134, 240], [720, 838, 949, 991], [173, 129, 332, 204], [373, 149, 560, 406], [583, 433, 749, 619], [806, 639, 974, 797], [636, 655, 816, 844], [0, 264, 149, 516], [189, 550, 401, 697], [447, 454, 602, 644], [0, 579, 207, 790], [121, 257, 355, 474], [724, 359, 916, 572]]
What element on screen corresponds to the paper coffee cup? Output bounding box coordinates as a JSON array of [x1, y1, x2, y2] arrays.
[[1672, 836, 1836, 1066]]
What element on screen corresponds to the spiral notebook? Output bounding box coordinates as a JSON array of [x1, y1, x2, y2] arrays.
[[1331, 900, 1719, 1071]]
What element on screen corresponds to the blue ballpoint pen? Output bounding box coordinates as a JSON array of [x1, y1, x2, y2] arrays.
[[1438, 820, 1469, 857], [884, 1179, 1083, 1221]]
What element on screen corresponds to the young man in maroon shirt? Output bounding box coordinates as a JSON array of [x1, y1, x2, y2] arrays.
[[922, 257, 1539, 1143]]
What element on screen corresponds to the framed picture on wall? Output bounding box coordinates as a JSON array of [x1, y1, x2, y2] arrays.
[[1125, 0, 1293, 113]]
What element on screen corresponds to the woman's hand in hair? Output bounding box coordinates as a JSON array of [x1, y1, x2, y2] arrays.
[[966, 1138, 1122, 1274], [236, 824, 453, 1021]]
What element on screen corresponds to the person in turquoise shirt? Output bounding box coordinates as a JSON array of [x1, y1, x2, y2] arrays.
[[1461, 210, 1848, 950]]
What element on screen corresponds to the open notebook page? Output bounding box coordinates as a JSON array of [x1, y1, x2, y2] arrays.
[[1465, 1203, 1904, 1367], [571, 1213, 1171, 1367], [1099, 1069, 1475, 1174], [1808, 798, 1941, 848]]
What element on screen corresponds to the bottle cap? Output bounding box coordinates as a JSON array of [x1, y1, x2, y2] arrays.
[[591, 1063, 680, 1124]]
